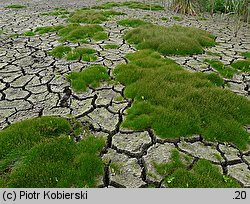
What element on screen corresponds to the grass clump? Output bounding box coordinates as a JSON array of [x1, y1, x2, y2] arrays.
[[204, 59, 238, 78], [23, 31, 35, 36], [124, 25, 216, 56], [118, 18, 151, 28], [0, 117, 105, 187], [155, 150, 241, 188], [242, 52, 250, 59], [231, 60, 250, 73], [92, 1, 164, 11], [122, 1, 164, 11], [4, 4, 27, 9], [49, 46, 97, 62], [69, 10, 124, 24], [172, 16, 183, 21], [35, 25, 64, 34], [114, 50, 250, 149], [41, 10, 70, 16], [103, 44, 119, 49], [67, 65, 109, 92], [35, 24, 108, 42]]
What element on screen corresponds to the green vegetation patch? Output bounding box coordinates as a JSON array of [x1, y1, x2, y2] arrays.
[[118, 18, 151, 28], [4, 4, 27, 9], [114, 50, 250, 149], [92, 1, 164, 11], [67, 65, 110, 92], [172, 16, 183, 21], [231, 60, 250, 73], [41, 10, 70, 16], [124, 25, 216, 56], [35, 24, 108, 42], [204, 59, 238, 78], [242, 52, 250, 59], [69, 10, 124, 24], [0, 117, 105, 187], [23, 31, 35, 36], [49, 46, 97, 62], [103, 44, 119, 49], [155, 150, 241, 188]]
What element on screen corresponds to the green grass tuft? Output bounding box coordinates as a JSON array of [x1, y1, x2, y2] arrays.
[[103, 44, 119, 49], [49, 46, 97, 61], [242, 52, 250, 59], [69, 10, 124, 24], [204, 59, 238, 78], [92, 1, 164, 11], [23, 31, 35, 36], [172, 16, 183, 21], [117, 18, 151, 27], [41, 11, 70, 16], [35, 24, 108, 42], [67, 65, 110, 92], [0, 117, 105, 188], [124, 25, 216, 56], [155, 150, 241, 188], [48, 45, 72, 58], [4, 4, 27, 9], [122, 1, 164, 10], [114, 50, 250, 149], [231, 60, 250, 73], [35, 25, 64, 34]]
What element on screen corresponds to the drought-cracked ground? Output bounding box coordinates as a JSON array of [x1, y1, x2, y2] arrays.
[[0, 0, 250, 187]]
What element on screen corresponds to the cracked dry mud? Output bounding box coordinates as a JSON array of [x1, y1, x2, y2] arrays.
[[0, 0, 250, 188]]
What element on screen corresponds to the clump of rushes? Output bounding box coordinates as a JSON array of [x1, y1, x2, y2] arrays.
[[67, 65, 109, 92], [204, 59, 238, 78], [69, 10, 124, 24], [35, 24, 108, 42], [114, 50, 250, 149], [103, 44, 119, 49], [23, 31, 35, 36], [155, 150, 241, 188], [0, 117, 105, 188], [4, 4, 27, 9], [124, 25, 216, 56], [117, 18, 151, 28], [49, 46, 97, 62]]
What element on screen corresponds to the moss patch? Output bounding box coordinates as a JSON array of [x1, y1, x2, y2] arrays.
[[155, 150, 241, 188], [118, 18, 151, 28], [49, 46, 97, 62], [4, 4, 27, 9], [114, 50, 250, 149], [0, 117, 105, 188], [124, 25, 216, 56], [204, 59, 238, 78], [67, 65, 110, 92]]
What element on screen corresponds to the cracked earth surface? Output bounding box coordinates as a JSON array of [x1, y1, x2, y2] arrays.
[[0, 0, 250, 187]]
